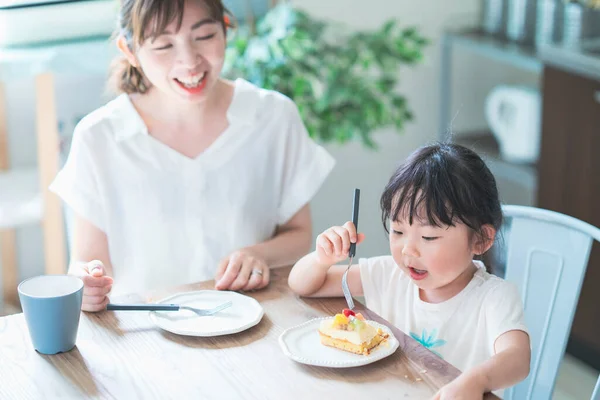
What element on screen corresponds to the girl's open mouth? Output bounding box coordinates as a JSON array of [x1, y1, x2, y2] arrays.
[[408, 267, 428, 281]]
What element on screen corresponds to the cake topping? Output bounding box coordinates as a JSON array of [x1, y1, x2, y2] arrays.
[[333, 313, 349, 326], [318, 309, 390, 355], [342, 308, 356, 317]]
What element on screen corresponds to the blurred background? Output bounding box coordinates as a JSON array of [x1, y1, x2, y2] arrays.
[[0, 0, 599, 398]]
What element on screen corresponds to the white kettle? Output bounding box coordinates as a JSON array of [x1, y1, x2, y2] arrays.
[[484, 85, 542, 164]]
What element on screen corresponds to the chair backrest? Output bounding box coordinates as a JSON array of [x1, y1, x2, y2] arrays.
[[499, 205, 600, 400]]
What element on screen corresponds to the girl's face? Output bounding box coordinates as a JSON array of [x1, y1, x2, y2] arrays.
[[389, 213, 487, 299], [135, 0, 226, 103]]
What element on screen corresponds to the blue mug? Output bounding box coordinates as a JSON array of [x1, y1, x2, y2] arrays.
[[18, 275, 84, 355]]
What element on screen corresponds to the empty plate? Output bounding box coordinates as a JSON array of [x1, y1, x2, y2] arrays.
[[149, 290, 264, 337]]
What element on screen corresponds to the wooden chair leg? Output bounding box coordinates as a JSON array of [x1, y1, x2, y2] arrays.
[[35, 73, 66, 275], [0, 231, 18, 306], [0, 81, 19, 305]]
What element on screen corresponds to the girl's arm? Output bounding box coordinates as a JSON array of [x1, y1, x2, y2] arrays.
[[288, 253, 363, 297], [435, 330, 531, 398], [288, 220, 365, 297], [475, 330, 531, 391]]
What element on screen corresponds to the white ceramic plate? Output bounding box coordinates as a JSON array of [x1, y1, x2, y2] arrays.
[[279, 317, 399, 368], [149, 290, 264, 337]]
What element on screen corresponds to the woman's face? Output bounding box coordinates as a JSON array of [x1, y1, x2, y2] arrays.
[[134, 0, 226, 103]]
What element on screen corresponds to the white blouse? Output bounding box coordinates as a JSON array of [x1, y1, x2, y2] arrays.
[[50, 79, 335, 295]]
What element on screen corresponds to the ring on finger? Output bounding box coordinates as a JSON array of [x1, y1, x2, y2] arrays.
[[250, 268, 263, 277]]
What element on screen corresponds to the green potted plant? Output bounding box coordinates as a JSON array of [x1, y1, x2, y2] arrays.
[[222, 3, 428, 148]]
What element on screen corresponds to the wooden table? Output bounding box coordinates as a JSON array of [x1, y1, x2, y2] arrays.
[[0, 267, 500, 399]]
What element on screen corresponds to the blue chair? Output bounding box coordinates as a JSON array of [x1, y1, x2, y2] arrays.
[[499, 205, 600, 400]]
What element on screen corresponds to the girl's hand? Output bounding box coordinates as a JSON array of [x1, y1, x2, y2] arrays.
[[214, 249, 270, 291], [315, 221, 365, 266], [432, 373, 486, 400], [70, 260, 113, 312]]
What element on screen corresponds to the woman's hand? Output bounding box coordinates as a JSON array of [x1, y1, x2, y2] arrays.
[[214, 249, 270, 291], [70, 260, 113, 312], [315, 221, 365, 266]]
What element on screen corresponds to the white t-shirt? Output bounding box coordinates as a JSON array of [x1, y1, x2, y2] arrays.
[[359, 256, 528, 374], [50, 79, 335, 295]]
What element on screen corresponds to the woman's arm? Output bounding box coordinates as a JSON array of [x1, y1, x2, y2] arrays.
[[215, 204, 313, 291], [69, 213, 114, 276], [68, 213, 114, 312], [244, 203, 313, 268]]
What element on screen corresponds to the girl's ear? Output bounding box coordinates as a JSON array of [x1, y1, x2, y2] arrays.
[[473, 224, 496, 255], [117, 35, 139, 67]]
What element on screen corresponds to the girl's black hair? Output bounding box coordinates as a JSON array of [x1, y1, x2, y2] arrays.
[[380, 142, 502, 248]]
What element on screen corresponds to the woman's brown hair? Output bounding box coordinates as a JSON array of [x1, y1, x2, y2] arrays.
[[109, 0, 232, 94]]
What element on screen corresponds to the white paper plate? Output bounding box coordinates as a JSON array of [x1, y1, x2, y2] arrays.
[[279, 317, 399, 368], [149, 290, 264, 337]]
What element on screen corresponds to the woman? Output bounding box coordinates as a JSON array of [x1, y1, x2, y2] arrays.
[[50, 0, 334, 311]]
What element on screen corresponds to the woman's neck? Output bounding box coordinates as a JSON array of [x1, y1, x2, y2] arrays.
[[131, 79, 233, 131], [127, 79, 235, 159]]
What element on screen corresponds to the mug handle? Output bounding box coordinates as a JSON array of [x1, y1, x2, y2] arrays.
[[485, 88, 508, 134]]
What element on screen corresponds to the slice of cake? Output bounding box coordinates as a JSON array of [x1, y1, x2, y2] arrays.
[[318, 309, 389, 355]]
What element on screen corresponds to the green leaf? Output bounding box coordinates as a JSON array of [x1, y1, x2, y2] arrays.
[[223, 4, 428, 149], [382, 20, 396, 35]]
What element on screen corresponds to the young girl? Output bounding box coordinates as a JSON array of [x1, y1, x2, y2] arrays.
[[50, 0, 334, 311], [289, 143, 530, 398]]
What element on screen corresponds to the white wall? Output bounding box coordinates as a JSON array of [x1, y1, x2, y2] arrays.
[[1, 0, 538, 291]]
